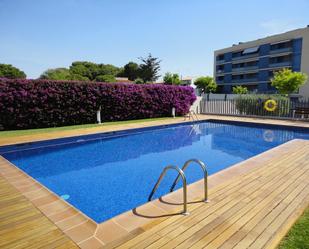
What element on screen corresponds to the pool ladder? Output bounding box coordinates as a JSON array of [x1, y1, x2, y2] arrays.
[[148, 159, 208, 215], [184, 110, 199, 121]]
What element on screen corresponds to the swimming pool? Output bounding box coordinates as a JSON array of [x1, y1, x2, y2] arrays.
[[1, 120, 308, 223]]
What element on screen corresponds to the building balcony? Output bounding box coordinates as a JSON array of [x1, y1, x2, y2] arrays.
[[269, 47, 292, 54], [231, 53, 259, 61], [232, 66, 258, 72], [269, 61, 292, 68], [231, 78, 258, 84], [216, 59, 225, 64], [216, 69, 225, 74]]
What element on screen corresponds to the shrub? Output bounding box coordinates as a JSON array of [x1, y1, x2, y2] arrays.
[[134, 78, 144, 84], [235, 95, 290, 116], [0, 78, 196, 130], [232, 85, 248, 94], [95, 74, 116, 83]]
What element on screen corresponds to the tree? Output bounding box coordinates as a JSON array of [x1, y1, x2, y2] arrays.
[[96, 74, 116, 83], [69, 61, 121, 81], [232, 85, 248, 94], [0, 64, 26, 79], [39, 68, 88, 81], [271, 68, 308, 94], [121, 62, 139, 80], [163, 72, 181, 85], [69, 61, 97, 80], [194, 76, 217, 93], [97, 64, 121, 78], [138, 54, 161, 83]]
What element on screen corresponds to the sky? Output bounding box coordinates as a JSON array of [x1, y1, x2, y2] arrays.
[[1, 0, 309, 80]]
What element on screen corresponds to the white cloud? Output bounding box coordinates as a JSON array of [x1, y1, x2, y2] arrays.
[[259, 19, 301, 35]]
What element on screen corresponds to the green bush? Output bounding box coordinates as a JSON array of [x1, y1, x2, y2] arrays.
[[235, 95, 290, 116], [232, 85, 248, 94], [95, 74, 116, 83]]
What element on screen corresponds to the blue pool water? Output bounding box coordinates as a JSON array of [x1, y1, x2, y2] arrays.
[[1, 120, 308, 223]]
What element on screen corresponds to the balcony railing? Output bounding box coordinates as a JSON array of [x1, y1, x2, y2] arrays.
[[269, 47, 292, 54], [216, 59, 225, 64], [269, 61, 292, 68], [216, 69, 224, 74], [232, 53, 259, 61], [231, 78, 258, 84], [232, 66, 258, 72]]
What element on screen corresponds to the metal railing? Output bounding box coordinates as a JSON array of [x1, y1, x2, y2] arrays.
[[148, 159, 209, 216], [200, 98, 309, 120], [170, 159, 208, 203], [148, 165, 189, 215], [184, 110, 199, 121]]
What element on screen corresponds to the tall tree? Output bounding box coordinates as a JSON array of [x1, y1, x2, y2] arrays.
[[69, 61, 121, 81], [194, 76, 217, 93], [163, 72, 181, 85], [138, 54, 161, 83], [271, 68, 308, 94], [0, 64, 26, 79], [39, 68, 88, 81], [121, 62, 139, 80]]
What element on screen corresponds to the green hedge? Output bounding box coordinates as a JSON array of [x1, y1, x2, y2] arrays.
[[235, 95, 290, 117]]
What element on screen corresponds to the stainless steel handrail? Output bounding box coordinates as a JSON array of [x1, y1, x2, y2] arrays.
[[190, 110, 199, 121], [184, 110, 199, 121], [148, 165, 189, 215], [170, 159, 208, 202]]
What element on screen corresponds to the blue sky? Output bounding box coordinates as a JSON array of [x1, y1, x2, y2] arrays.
[[1, 0, 309, 79]]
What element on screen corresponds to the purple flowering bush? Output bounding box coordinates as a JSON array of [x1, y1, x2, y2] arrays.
[[0, 78, 196, 130]]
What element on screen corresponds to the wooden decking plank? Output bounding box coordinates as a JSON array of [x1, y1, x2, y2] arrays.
[[248, 184, 309, 248], [166, 163, 308, 249], [114, 145, 308, 249], [219, 164, 309, 249], [262, 195, 309, 249], [205, 168, 309, 249], [148, 155, 307, 249], [0, 175, 78, 249]]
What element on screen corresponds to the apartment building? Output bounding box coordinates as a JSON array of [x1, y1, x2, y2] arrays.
[[214, 26, 309, 97]]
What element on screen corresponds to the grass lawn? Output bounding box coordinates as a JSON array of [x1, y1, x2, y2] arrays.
[[278, 207, 309, 249], [0, 117, 176, 138]]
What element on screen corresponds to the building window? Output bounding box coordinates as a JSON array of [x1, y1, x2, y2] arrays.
[[232, 51, 242, 58], [217, 54, 224, 61], [242, 84, 258, 92], [217, 65, 224, 72], [217, 76, 224, 82], [246, 73, 258, 79], [269, 54, 292, 64], [270, 40, 292, 51]]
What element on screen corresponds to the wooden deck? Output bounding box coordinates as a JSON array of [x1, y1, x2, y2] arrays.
[[109, 140, 309, 249], [0, 174, 78, 249]]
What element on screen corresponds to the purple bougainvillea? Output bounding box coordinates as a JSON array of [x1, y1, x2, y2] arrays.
[[0, 78, 196, 130]]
